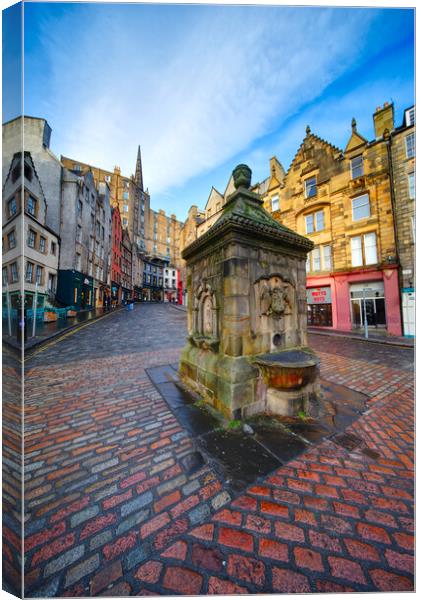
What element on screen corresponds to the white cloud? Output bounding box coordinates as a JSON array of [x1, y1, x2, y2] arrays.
[[31, 5, 380, 195]]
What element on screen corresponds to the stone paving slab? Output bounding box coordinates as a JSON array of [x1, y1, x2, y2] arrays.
[[10, 305, 414, 596]]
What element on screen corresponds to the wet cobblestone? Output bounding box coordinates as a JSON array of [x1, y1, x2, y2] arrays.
[[14, 304, 414, 595]]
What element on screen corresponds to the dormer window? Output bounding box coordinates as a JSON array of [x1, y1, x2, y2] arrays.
[[350, 155, 364, 179], [405, 107, 415, 127], [304, 176, 317, 198]]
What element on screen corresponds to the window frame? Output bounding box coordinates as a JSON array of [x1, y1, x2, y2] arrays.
[[304, 176, 317, 199], [350, 155, 364, 179], [408, 172, 415, 200], [323, 244, 332, 271], [405, 133, 415, 159], [35, 265, 43, 285], [27, 195, 37, 217], [7, 230, 16, 249], [271, 195, 280, 212], [352, 194, 370, 221], [405, 107, 415, 127], [8, 197, 17, 217], [28, 229, 36, 248], [350, 232, 378, 267], [25, 261, 34, 283]]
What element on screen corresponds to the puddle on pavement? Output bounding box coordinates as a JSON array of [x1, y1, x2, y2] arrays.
[[146, 365, 370, 492], [198, 430, 281, 492]]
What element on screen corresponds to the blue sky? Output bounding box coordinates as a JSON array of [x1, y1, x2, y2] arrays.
[[3, 2, 415, 221]]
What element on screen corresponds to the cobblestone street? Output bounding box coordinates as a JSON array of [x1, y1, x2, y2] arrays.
[[19, 304, 414, 596]]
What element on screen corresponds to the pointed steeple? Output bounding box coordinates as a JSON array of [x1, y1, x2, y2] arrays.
[[135, 145, 144, 191]]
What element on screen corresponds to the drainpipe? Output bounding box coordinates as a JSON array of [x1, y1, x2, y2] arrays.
[[385, 132, 404, 330]]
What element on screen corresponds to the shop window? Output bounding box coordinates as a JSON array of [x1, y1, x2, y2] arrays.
[[405, 133, 415, 159], [304, 176, 317, 198], [271, 195, 279, 211], [352, 194, 370, 221], [350, 155, 364, 179], [307, 303, 332, 327], [7, 230, 16, 249], [351, 233, 377, 267], [408, 173, 415, 199]]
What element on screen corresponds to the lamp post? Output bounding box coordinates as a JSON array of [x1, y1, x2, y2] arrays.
[[32, 282, 39, 338], [6, 283, 12, 337], [362, 288, 369, 339]]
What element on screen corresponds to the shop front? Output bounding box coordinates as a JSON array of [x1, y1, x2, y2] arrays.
[[331, 266, 402, 336], [57, 270, 94, 310], [306, 266, 402, 336], [306, 286, 333, 326], [349, 281, 386, 329]]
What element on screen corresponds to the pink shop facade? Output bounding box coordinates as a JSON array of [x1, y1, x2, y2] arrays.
[[306, 265, 402, 336]]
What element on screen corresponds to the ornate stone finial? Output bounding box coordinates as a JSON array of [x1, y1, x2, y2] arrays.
[[306, 125, 311, 135], [351, 118, 357, 132], [233, 164, 252, 190]]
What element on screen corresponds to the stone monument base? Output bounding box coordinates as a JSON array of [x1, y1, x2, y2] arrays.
[[179, 342, 263, 419]]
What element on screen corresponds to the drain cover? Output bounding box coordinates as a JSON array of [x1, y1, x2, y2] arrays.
[[332, 432, 363, 451]]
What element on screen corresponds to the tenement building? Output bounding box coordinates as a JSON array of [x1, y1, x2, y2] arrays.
[[389, 105, 415, 336], [258, 103, 404, 336], [61, 148, 150, 251], [2, 151, 59, 309], [121, 229, 133, 302], [111, 206, 123, 304], [58, 169, 111, 309]]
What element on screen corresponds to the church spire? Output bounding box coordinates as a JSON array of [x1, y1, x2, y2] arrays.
[[135, 145, 144, 190]]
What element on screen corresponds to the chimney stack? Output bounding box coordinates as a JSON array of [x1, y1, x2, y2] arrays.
[[373, 102, 394, 139]]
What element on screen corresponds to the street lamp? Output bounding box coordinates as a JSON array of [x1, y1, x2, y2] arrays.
[[362, 288, 369, 339]]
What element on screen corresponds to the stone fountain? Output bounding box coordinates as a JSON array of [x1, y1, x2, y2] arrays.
[[179, 164, 319, 419]]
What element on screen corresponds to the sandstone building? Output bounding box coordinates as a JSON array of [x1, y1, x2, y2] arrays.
[[259, 103, 406, 336], [389, 105, 415, 336]]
